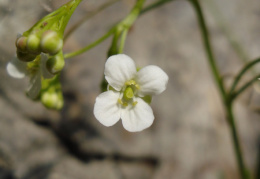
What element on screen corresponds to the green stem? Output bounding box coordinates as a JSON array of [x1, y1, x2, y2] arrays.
[[140, 0, 173, 14], [64, 0, 120, 41], [64, 0, 174, 46], [119, 0, 146, 28], [229, 58, 260, 95], [118, 29, 128, 53], [189, 0, 226, 103], [107, 29, 121, 56], [232, 74, 260, 100], [226, 103, 248, 179], [64, 0, 176, 59], [64, 28, 115, 59], [189, 0, 248, 178], [64, 0, 145, 59]]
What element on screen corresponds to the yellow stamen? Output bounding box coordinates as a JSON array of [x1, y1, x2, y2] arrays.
[[117, 98, 123, 105], [132, 101, 138, 106], [125, 79, 136, 86], [118, 98, 128, 107]]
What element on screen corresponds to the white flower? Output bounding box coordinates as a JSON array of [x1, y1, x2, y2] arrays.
[[94, 54, 168, 132], [7, 53, 53, 99]]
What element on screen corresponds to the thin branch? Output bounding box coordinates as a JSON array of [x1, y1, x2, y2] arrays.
[[64, 0, 121, 41], [232, 74, 260, 100], [229, 57, 260, 95], [64, 28, 115, 59], [188, 0, 226, 101], [118, 29, 128, 53], [140, 0, 173, 15]]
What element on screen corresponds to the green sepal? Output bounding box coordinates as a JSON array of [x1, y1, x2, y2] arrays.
[[16, 51, 36, 62], [27, 34, 41, 54], [41, 30, 63, 55], [23, 0, 82, 38], [100, 77, 108, 92], [46, 51, 65, 74], [40, 75, 64, 110], [141, 95, 152, 104], [16, 36, 28, 52]]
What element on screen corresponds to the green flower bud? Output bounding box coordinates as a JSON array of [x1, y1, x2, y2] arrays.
[[27, 34, 41, 54], [16, 51, 36, 62], [41, 30, 63, 55], [16, 36, 28, 52], [46, 51, 65, 74], [41, 91, 64, 110]]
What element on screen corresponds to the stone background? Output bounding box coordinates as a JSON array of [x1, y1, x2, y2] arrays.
[[0, 0, 260, 178]]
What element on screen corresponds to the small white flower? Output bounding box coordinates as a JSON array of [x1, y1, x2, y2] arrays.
[[94, 54, 169, 132], [7, 53, 53, 99]]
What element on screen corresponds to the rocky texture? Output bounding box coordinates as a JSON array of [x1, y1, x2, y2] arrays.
[[0, 0, 260, 178]]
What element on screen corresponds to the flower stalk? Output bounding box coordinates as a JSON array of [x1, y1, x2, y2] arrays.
[[226, 102, 249, 179], [231, 74, 260, 100], [64, 0, 121, 41], [118, 29, 129, 54], [64, 0, 146, 59], [189, 0, 248, 178], [229, 57, 260, 96]]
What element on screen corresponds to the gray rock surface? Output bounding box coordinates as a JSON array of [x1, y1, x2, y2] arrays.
[[0, 0, 259, 178]]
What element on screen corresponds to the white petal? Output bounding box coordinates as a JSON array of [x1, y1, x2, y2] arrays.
[[105, 54, 136, 91], [121, 98, 154, 132], [6, 56, 27, 79], [136, 65, 168, 96], [94, 91, 121, 127], [27, 72, 41, 99], [40, 53, 53, 79]]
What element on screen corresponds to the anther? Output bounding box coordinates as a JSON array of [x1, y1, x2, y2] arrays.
[[117, 98, 123, 105], [132, 101, 138, 106], [125, 80, 136, 86]]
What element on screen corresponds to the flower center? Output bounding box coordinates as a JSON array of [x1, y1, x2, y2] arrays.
[[117, 79, 140, 107]]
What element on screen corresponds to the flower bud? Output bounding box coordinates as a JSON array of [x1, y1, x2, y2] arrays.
[[27, 34, 41, 54], [16, 51, 36, 62], [46, 52, 65, 74], [16, 36, 28, 52], [41, 30, 63, 55], [41, 91, 64, 110]]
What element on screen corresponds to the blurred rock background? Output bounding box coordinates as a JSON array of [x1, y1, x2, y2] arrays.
[[0, 0, 260, 178]]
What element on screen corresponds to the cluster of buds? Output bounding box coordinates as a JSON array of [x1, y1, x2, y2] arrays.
[[16, 30, 64, 75], [7, 0, 83, 110]]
